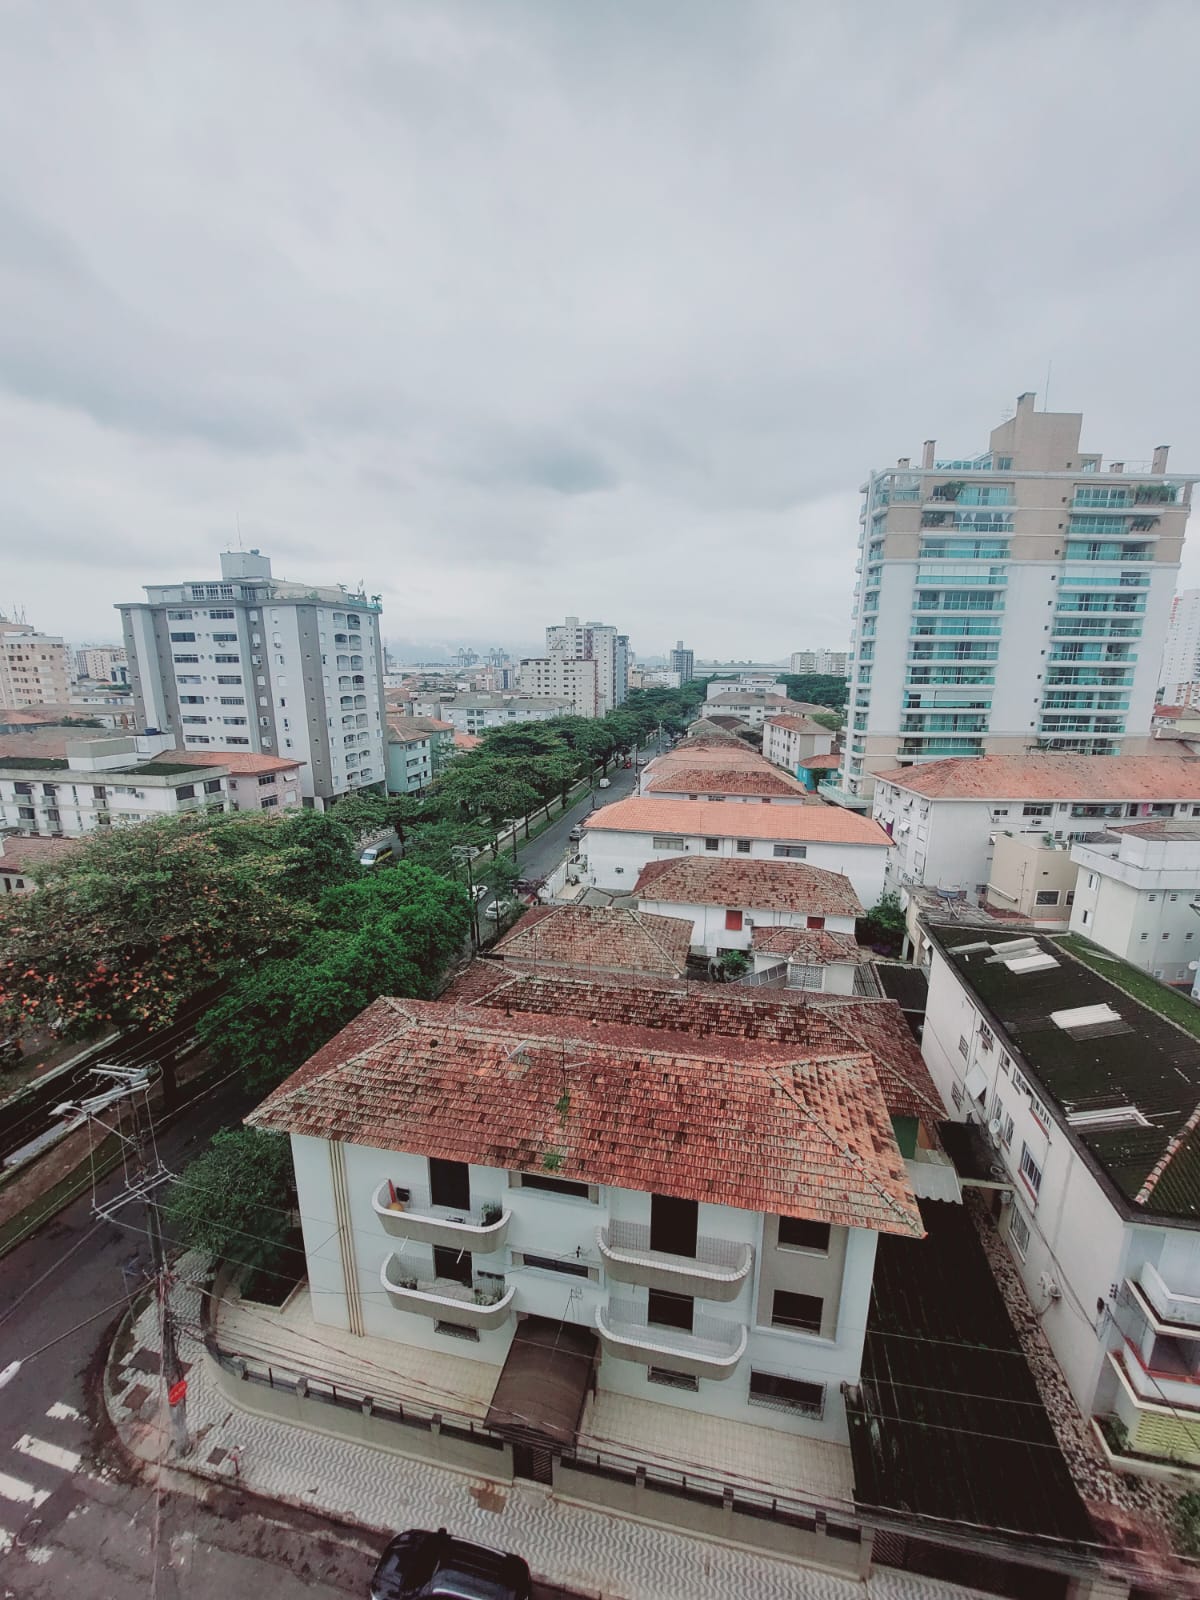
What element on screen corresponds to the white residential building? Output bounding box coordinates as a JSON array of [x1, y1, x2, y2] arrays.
[[0, 734, 230, 837], [517, 655, 600, 717], [871, 753, 1200, 896], [173, 750, 303, 814], [1160, 589, 1200, 705], [546, 616, 629, 715], [763, 715, 836, 775], [118, 549, 386, 806], [634, 856, 862, 959], [700, 691, 792, 728], [583, 796, 890, 908], [921, 923, 1200, 1471], [668, 641, 694, 683], [1069, 821, 1200, 985], [420, 695, 575, 734], [385, 725, 433, 794], [247, 996, 921, 1460], [0, 617, 71, 710], [75, 645, 129, 685], [789, 651, 848, 677], [840, 394, 1195, 809]]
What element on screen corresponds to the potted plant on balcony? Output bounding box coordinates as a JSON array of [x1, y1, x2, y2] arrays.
[[480, 1201, 503, 1226], [386, 1181, 410, 1212]]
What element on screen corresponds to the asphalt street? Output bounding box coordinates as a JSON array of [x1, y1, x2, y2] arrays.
[[510, 742, 658, 886]]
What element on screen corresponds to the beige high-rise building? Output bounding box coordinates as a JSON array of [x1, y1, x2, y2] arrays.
[[835, 394, 1195, 809], [0, 617, 71, 710]]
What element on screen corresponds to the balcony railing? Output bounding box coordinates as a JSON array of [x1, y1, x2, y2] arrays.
[[1133, 1261, 1200, 1332], [1113, 1340, 1200, 1413], [597, 1222, 753, 1303], [379, 1254, 516, 1330], [596, 1297, 747, 1380], [371, 1181, 510, 1252]]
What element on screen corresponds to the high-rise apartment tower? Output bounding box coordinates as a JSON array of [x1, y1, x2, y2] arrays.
[[837, 394, 1194, 807], [669, 640, 695, 683], [546, 616, 629, 715], [118, 550, 386, 806]]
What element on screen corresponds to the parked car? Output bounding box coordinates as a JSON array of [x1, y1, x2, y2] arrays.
[[597, 777, 611, 789], [483, 899, 511, 921], [568, 824, 585, 843], [470, 883, 489, 901], [370, 1528, 532, 1600]]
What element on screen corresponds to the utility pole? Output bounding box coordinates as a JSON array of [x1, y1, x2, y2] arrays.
[[55, 1065, 191, 1458]]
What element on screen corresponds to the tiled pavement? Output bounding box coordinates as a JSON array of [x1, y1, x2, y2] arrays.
[[106, 1262, 994, 1600]]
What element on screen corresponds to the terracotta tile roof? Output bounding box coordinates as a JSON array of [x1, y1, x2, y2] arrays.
[[172, 751, 302, 774], [872, 752, 1200, 802], [586, 796, 891, 846], [751, 927, 869, 964], [645, 766, 810, 798], [447, 967, 944, 1131], [797, 753, 842, 771], [634, 856, 863, 916], [678, 720, 750, 747], [652, 746, 774, 771], [1155, 705, 1187, 720], [704, 714, 754, 731], [766, 714, 832, 737], [386, 725, 431, 746], [0, 731, 73, 759], [0, 709, 61, 726], [247, 997, 923, 1236], [492, 905, 692, 977], [0, 834, 86, 874], [454, 732, 482, 750]]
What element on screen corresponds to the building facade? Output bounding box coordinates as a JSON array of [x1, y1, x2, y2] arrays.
[[789, 651, 848, 677], [668, 641, 695, 683], [0, 618, 71, 710], [118, 550, 386, 806], [1160, 588, 1200, 705], [871, 753, 1200, 896], [0, 735, 230, 837], [418, 695, 575, 734], [546, 616, 629, 715], [517, 655, 600, 717], [75, 645, 129, 685], [634, 856, 862, 959], [840, 394, 1195, 807], [763, 715, 836, 775], [921, 925, 1200, 1471], [386, 725, 433, 794], [1069, 822, 1200, 985], [174, 750, 303, 814]]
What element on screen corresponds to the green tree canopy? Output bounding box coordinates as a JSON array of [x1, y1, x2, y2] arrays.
[[198, 862, 471, 1088], [162, 1127, 294, 1269]]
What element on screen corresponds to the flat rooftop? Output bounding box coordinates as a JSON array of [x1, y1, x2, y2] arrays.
[[925, 924, 1200, 1221]]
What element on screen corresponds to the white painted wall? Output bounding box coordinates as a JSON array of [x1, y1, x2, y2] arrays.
[[586, 828, 886, 909], [637, 895, 856, 956], [289, 1132, 880, 1445]]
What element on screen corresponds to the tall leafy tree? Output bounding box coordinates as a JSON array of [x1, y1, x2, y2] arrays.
[[162, 1127, 295, 1269]]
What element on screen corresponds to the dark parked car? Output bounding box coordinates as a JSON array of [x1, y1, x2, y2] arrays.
[[370, 1528, 533, 1600]]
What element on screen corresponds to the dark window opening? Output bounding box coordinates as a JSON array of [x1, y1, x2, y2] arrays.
[[778, 1217, 831, 1253], [772, 1290, 823, 1334], [648, 1289, 694, 1332]]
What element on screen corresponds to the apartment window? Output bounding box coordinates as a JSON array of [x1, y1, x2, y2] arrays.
[[806, 915, 825, 930], [725, 909, 743, 932], [257, 774, 276, 787], [771, 1291, 823, 1334], [1035, 890, 1059, 906], [1008, 1207, 1031, 1260], [1000, 1113, 1014, 1148], [651, 835, 687, 851], [214, 654, 240, 665], [1022, 804, 1052, 818], [1019, 1143, 1042, 1201], [181, 715, 207, 725], [777, 1217, 830, 1253], [208, 609, 235, 619], [203, 779, 222, 794], [517, 1172, 591, 1199], [647, 1368, 698, 1393], [178, 674, 201, 684], [167, 609, 193, 620], [169, 632, 196, 643], [749, 1371, 824, 1418], [222, 716, 247, 726], [211, 633, 237, 643], [219, 696, 244, 706], [185, 735, 212, 744], [957, 1034, 969, 1060], [648, 1290, 694, 1331], [518, 1253, 591, 1279], [704, 837, 719, 851], [173, 654, 200, 664], [180, 695, 204, 705], [175, 784, 196, 800], [216, 674, 242, 685], [226, 737, 250, 745], [773, 844, 807, 859], [1087, 873, 1096, 889]]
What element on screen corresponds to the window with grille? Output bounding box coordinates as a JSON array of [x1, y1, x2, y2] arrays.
[[749, 1371, 824, 1417]]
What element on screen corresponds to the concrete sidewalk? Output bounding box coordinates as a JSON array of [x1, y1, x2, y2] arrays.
[[103, 1261, 987, 1600]]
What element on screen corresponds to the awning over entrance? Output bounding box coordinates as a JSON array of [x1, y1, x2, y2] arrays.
[[485, 1316, 598, 1450]]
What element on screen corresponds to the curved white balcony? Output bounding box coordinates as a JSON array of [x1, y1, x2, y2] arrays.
[[596, 1223, 752, 1304], [596, 1297, 747, 1380], [371, 1181, 509, 1252], [380, 1254, 515, 1331]]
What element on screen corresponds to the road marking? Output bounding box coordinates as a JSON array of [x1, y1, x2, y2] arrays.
[[0, 1472, 50, 1507], [46, 1401, 81, 1422], [14, 1435, 81, 1473]]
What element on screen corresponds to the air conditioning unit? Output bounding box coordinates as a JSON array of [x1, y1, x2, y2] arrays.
[[1037, 1271, 1062, 1303]]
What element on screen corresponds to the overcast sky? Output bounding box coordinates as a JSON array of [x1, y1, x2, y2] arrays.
[[4, 2, 1200, 661]]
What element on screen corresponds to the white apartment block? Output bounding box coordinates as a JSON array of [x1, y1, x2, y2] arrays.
[[518, 654, 599, 717], [840, 393, 1195, 808], [789, 651, 848, 677], [1069, 821, 1200, 985], [420, 695, 575, 734], [385, 726, 433, 795], [763, 715, 835, 774], [118, 550, 386, 806], [0, 618, 71, 710], [75, 645, 129, 685], [871, 753, 1200, 896], [922, 924, 1200, 1473], [248, 998, 920, 1462], [1160, 588, 1200, 705], [668, 641, 694, 683], [0, 734, 230, 837], [546, 616, 628, 715]]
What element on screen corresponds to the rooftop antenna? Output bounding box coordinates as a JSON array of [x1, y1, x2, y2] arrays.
[[1044, 360, 1052, 411], [236, 512, 244, 551]]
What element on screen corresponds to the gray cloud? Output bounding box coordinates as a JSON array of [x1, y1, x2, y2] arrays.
[[2, 0, 1200, 657]]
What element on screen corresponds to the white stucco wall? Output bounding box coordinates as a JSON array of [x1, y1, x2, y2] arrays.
[[638, 896, 856, 956]]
